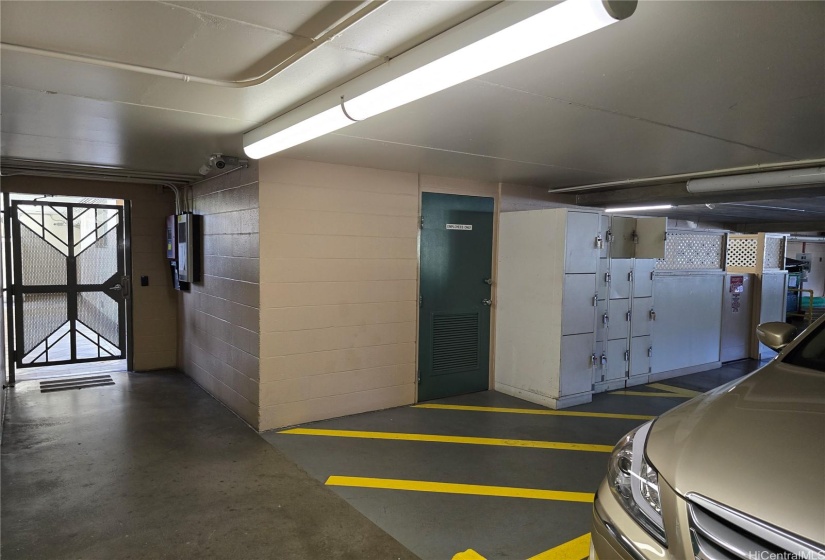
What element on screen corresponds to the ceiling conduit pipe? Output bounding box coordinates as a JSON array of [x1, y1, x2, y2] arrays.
[[0, 159, 200, 188], [547, 158, 825, 194], [0, 0, 388, 88]]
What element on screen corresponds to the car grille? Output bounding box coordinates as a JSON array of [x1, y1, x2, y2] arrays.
[[687, 493, 825, 560]]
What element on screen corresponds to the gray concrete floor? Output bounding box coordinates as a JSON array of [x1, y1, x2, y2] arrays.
[[1, 370, 417, 560], [264, 360, 764, 560]]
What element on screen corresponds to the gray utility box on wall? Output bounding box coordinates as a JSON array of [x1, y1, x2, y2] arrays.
[[176, 213, 201, 285], [494, 208, 665, 410]]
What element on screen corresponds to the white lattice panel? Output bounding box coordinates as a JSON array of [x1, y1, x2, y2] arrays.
[[726, 237, 758, 269], [656, 232, 724, 270], [763, 237, 785, 270]]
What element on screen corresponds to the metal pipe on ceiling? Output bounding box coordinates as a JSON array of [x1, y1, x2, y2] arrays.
[[547, 158, 825, 194], [0, 158, 200, 187], [789, 236, 825, 242], [0, 0, 387, 89]]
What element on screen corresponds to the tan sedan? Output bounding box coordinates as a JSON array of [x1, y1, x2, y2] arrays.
[[591, 316, 825, 560]]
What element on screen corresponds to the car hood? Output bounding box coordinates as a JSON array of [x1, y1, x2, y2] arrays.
[[647, 362, 825, 545]]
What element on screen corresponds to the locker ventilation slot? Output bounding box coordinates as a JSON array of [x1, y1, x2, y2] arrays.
[[432, 313, 479, 372], [40, 375, 115, 393]]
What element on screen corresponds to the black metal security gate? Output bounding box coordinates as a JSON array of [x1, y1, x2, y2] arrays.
[[9, 201, 127, 369]]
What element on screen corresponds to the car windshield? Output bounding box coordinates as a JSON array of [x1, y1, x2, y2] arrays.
[[783, 321, 825, 372]]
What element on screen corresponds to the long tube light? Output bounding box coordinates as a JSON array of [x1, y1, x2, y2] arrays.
[[244, 0, 637, 159], [686, 166, 825, 193], [605, 204, 673, 213]]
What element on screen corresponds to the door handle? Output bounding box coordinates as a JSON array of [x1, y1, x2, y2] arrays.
[[483, 278, 493, 286], [482, 298, 492, 306]]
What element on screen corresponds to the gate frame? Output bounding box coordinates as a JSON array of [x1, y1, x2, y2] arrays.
[[4, 197, 132, 378]]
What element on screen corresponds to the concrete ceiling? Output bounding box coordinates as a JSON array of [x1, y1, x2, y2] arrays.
[[1, 0, 824, 228]]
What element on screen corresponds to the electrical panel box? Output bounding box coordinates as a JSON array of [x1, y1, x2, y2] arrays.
[[166, 215, 177, 260], [176, 213, 201, 284]]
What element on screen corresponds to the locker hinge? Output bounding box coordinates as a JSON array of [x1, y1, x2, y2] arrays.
[[606, 229, 614, 243], [650, 270, 655, 281], [419, 215, 424, 229], [604, 272, 611, 284], [417, 371, 421, 384], [624, 350, 629, 362], [649, 309, 656, 321], [592, 294, 598, 307], [591, 353, 597, 367], [663, 231, 669, 241], [648, 346, 653, 358], [595, 234, 603, 249], [419, 295, 423, 308], [600, 354, 607, 367], [628, 270, 633, 282], [626, 310, 632, 322], [631, 230, 639, 244]]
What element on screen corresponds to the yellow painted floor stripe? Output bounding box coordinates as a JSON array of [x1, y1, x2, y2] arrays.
[[528, 534, 591, 560], [610, 390, 690, 398], [281, 428, 613, 453], [452, 549, 487, 560], [648, 383, 702, 397], [326, 476, 594, 503], [414, 403, 654, 421]]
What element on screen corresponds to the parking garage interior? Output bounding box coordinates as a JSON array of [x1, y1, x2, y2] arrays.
[[1, 1, 824, 559]]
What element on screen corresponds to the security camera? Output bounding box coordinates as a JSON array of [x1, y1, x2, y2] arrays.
[[198, 153, 249, 175]]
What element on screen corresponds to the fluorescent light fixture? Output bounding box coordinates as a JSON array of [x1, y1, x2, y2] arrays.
[[686, 166, 825, 193], [244, 0, 637, 159], [605, 205, 673, 213]]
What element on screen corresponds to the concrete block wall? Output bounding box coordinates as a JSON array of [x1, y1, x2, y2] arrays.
[[178, 164, 261, 428], [256, 158, 419, 430]]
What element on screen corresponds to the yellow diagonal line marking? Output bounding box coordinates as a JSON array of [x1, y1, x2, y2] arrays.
[[280, 428, 613, 453], [453, 550, 487, 560], [610, 390, 690, 398], [528, 533, 591, 560], [326, 476, 594, 503], [414, 403, 654, 421], [648, 383, 702, 398]]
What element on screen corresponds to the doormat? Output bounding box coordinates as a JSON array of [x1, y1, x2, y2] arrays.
[[40, 375, 115, 393]]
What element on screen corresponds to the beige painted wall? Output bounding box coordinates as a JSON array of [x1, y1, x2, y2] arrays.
[[257, 158, 418, 430], [177, 165, 260, 428], [2, 176, 177, 371]]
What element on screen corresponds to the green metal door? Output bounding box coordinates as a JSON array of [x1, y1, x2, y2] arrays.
[[418, 193, 494, 401]]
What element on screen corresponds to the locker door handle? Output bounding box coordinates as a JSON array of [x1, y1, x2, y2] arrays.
[[624, 350, 629, 362], [593, 294, 598, 307], [648, 347, 653, 357], [591, 354, 597, 367], [600, 354, 607, 367], [603, 313, 609, 327], [595, 235, 603, 249], [604, 272, 611, 284], [483, 278, 493, 285], [628, 270, 633, 282], [481, 298, 492, 306]]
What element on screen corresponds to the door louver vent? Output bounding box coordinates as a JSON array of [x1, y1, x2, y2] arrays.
[[40, 374, 114, 393], [432, 313, 479, 372]]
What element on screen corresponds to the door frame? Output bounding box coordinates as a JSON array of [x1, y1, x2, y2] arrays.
[[3, 194, 134, 382], [415, 189, 499, 402]]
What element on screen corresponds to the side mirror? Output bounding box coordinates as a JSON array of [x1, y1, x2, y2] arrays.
[[756, 322, 798, 352]]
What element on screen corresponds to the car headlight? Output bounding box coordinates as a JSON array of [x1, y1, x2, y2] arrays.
[[607, 421, 667, 546]]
